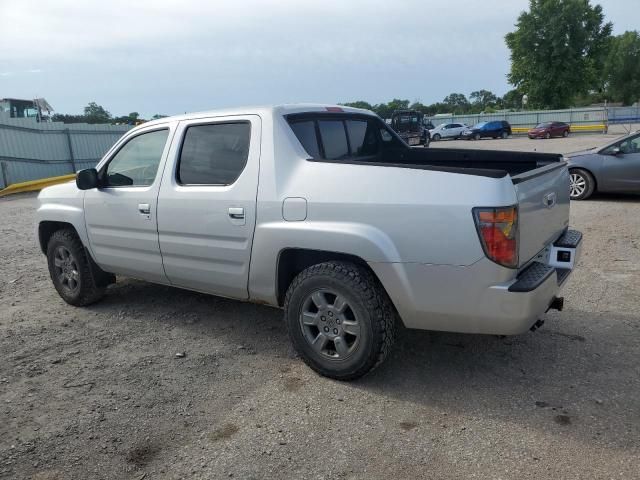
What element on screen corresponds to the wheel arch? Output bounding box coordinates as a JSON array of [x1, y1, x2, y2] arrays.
[[569, 166, 598, 192], [275, 248, 399, 321], [38, 221, 79, 254]]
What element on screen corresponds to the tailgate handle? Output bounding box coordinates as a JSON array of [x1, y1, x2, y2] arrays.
[[542, 192, 557, 208]]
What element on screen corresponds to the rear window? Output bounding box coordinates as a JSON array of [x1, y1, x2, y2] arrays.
[[318, 120, 349, 160], [289, 121, 320, 159], [288, 115, 402, 161]]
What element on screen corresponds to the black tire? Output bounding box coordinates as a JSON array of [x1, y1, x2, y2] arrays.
[[433, 134, 441, 141], [46, 229, 106, 306], [545, 132, 551, 139], [569, 168, 595, 200], [563, 130, 569, 137], [284, 261, 396, 380], [474, 133, 481, 140], [502, 131, 509, 139]]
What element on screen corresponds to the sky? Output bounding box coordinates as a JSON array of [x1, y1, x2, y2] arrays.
[[0, 0, 636, 118]]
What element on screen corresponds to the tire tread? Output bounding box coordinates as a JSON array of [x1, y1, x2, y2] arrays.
[[284, 261, 396, 380]]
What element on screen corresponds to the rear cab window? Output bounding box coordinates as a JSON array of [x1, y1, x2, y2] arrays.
[[287, 113, 404, 162]]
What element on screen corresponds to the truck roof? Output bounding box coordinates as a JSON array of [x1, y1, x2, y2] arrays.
[[142, 103, 376, 128]]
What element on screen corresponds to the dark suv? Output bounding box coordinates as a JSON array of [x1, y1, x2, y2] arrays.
[[461, 120, 512, 140]]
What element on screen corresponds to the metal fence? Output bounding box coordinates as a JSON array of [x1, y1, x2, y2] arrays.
[[426, 107, 609, 129], [0, 112, 131, 189]]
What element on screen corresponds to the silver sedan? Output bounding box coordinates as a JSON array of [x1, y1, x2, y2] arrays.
[[566, 131, 640, 200]]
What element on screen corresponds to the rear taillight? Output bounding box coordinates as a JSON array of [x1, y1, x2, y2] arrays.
[[473, 206, 518, 268]]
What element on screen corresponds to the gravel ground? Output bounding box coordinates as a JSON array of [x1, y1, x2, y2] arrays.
[[1, 134, 639, 479]]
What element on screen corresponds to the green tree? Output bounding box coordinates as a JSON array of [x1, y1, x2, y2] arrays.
[[604, 31, 640, 105], [470, 90, 498, 110], [502, 89, 524, 110], [341, 101, 373, 110], [442, 93, 470, 113], [83, 102, 112, 124], [151, 114, 168, 120], [505, 0, 612, 108]]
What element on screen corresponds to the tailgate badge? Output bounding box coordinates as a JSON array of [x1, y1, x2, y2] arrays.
[[542, 192, 557, 208]]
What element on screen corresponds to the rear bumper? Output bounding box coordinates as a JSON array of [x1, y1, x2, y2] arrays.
[[369, 229, 582, 335]]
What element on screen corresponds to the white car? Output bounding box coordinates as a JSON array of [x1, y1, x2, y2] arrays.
[[429, 122, 468, 141]]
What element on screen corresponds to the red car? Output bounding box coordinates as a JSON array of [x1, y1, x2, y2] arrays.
[[528, 121, 570, 139]]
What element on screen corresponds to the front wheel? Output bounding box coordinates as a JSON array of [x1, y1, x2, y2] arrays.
[[545, 132, 551, 139], [432, 134, 441, 141], [46, 229, 106, 306], [569, 169, 595, 200], [284, 262, 396, 380]]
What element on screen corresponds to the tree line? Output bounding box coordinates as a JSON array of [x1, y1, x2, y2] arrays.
[[51, 102, 167, 125]]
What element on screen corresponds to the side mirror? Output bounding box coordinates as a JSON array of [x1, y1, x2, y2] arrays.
[[76, 168, 99, 190], [612, 147, 622, 156]]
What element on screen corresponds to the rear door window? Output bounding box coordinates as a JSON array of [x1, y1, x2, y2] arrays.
[[318, 120, 349, 160], [177, 122, 251, 185]]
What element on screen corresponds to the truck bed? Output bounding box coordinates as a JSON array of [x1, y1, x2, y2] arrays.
[[402, 147, 563, 178]]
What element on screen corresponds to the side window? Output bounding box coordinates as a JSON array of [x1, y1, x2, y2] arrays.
[[619, 135, 640, 154], [318, 120, 349, 160], [103, 129, 169, 187], [177, 122, 250, 185], [290, 121, 321, 159], [346, 119, 379, 157]]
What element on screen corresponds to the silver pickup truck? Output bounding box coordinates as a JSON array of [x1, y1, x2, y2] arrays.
[[36, 104, 582, 379]]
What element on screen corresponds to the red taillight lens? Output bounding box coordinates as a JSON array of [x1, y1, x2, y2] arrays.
[[473, 206, 518, 268]]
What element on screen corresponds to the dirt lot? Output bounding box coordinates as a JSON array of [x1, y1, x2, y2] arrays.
[[1, 133, 639, 479]]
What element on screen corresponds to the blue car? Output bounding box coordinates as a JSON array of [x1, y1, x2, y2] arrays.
[[461, 120, 512, 140]]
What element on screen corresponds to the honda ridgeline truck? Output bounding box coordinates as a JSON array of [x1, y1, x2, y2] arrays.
[[36, 104, 582, 380]]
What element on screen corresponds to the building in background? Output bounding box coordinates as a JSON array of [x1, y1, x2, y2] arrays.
[[0, 97, 53, 121]]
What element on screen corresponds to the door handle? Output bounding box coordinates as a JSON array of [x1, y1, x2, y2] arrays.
[[138, 203, 151, 215], [228, 207, 245, 219]]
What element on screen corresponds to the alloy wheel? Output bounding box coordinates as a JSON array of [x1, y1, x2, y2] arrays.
[[53, 246, 80, 294], [299, 289, 361, 360], [569, 173, 586, 198]]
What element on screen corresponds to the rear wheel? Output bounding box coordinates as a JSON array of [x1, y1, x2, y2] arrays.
[[284, 261, 396, 380], [501, 131, 509, 139], [545, 132, 551, 139], [563, 130, 569, 137], [569, 168, 595, 200], [474, 133, 481, 140], [46, 229, 106, 306]]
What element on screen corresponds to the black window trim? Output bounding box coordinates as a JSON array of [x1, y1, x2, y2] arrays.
[[175, 120, 252, 187], [99, 127, 170, 189]]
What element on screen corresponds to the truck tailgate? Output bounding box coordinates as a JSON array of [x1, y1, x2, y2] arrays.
[[513, 162, 570, 266]]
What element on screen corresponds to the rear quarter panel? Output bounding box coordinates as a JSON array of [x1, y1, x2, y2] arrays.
[[248, 112, 518, 303]]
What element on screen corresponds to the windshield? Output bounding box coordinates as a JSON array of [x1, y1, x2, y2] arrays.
[[473, 122, 487, 129], [535, 123, 552, 128], [398, 115, 419, 124], [436, 123, 446, 129]]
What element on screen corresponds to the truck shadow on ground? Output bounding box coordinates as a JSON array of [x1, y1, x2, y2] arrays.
[[93, 279, 639, 453]]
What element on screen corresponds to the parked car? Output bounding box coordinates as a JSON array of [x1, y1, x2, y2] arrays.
[[390, 109, 430, 146], [36, 104, 581, 380], [461, 120, 512, 140], [528, 122, 570, 139], [565, 130, 640, 200], [429, 122, 468, 141]]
